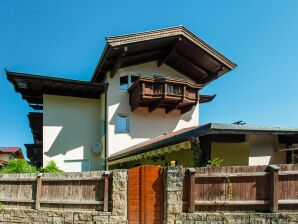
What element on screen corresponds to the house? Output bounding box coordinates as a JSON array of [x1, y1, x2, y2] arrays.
[[0, 147, 25, 167], [7, 26, 242, 171], [106, 123, 298, 168]]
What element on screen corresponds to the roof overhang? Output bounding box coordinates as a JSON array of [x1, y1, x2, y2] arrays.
[[199, 94, 216, 104], [6, 70, 108, 110], [107, 123, 298, 162], [92, 26, 237, 84], [28, 112, 42, 143]]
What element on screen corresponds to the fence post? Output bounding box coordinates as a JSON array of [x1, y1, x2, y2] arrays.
[[103, 171, 110, 212], [268, 165, 280, 213], [188, 168, 196, 213], [35, 173, 42, 210]]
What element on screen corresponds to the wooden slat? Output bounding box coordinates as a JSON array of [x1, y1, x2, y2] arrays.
[[0, 198, 35, 203], [0, 178, 36, 182], [195, 200, 270, 205], [279, 200, 298, 204], [279, 171, 298, 176], [195, 172, 269, 178], [42, 177, 103, 181], [40, 200, 106, 205]]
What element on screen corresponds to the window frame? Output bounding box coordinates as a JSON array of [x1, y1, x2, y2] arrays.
[[115, 113, 130, 134], [119, 74, 139, 90]]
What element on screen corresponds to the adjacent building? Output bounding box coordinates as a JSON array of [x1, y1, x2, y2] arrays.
[[0, 147, 24, 167]]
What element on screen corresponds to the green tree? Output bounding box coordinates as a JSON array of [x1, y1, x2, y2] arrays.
[[0, 159, 38, 174]]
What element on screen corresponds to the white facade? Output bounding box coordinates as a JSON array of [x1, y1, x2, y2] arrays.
[[43, 94, 106, 172], [41, 62, 200, 171], [105, 61, 199, 156]]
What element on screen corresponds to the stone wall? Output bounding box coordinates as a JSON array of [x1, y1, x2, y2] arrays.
[[0, 169, 127, 224], [164, 166, 298, 224], [1, 167, 298, 223]]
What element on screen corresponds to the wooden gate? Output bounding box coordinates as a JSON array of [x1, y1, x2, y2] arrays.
[[128, 165, 164, 224]]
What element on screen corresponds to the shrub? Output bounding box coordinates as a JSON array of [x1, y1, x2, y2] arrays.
[[40, 161, 63, 173], [206, 157, 223, 167], [0, 159, 38, 174]]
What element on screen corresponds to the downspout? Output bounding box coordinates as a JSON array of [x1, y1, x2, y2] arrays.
[[104, 85, 108, 170]]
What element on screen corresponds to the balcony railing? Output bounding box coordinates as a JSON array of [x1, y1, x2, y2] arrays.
[[128, 76, 202, 114]]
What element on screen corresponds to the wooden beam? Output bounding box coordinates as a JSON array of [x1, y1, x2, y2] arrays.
[[157, 37, 182, 67], [35, 174, 42, 209], [174, 51, 209, 76], [103, 171, 109, 212], [181, 104, 195, 114], [269, 165, 280, 213], [165, 102, 180, 114], [188, 168, 196, 213], [198, 66, 224, 84], [149, 99, 163, 113], [110, 46, 128, 78]]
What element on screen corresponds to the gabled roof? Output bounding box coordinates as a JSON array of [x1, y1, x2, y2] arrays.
[[0, 147, 24, 159], [107, 123, 298, 162], [92, 26, 237, 83], [6, 70, 107, 110], [0, 147, 21, 153]]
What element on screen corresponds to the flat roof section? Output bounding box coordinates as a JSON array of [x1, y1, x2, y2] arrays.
[[107, 123, 298, 162]]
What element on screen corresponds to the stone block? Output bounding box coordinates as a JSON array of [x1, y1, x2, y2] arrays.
[[73, 212, 93, 221], [186, 213, 207, 221], [223, 213, 249, 224]]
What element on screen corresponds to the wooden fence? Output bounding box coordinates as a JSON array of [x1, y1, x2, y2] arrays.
[[0, 171, 111, 211], [185, 164, 298, 212]]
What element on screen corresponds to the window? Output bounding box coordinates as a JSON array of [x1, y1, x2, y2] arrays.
[[116, 114, 129, 133], [120, 76, 129, 90], [120, 75, 139, 90]]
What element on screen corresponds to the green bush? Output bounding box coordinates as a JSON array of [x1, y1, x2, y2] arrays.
[[206, 157, 223, 167], [40, 161, 63, 173], [0, 159, 38, 174]]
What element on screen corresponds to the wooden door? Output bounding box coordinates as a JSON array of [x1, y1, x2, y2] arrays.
[[128, 165, 164, 224]]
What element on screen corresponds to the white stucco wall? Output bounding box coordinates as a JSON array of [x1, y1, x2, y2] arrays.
[[106, 61, 199, 156], [248, 134, 286, 165], [43, 94, 105, 172]]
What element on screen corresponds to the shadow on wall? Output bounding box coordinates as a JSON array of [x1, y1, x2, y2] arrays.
[[43, 96, 104, 171], [109, 104, 195, 139]]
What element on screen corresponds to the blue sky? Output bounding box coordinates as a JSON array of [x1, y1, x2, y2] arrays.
[[1, 0, 298, 158]]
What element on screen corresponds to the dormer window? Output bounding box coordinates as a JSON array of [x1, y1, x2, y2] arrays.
[[120, 75, 139, 90]]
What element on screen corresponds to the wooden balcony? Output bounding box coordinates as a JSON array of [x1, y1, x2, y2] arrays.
[[128, 76, 202, 114]]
